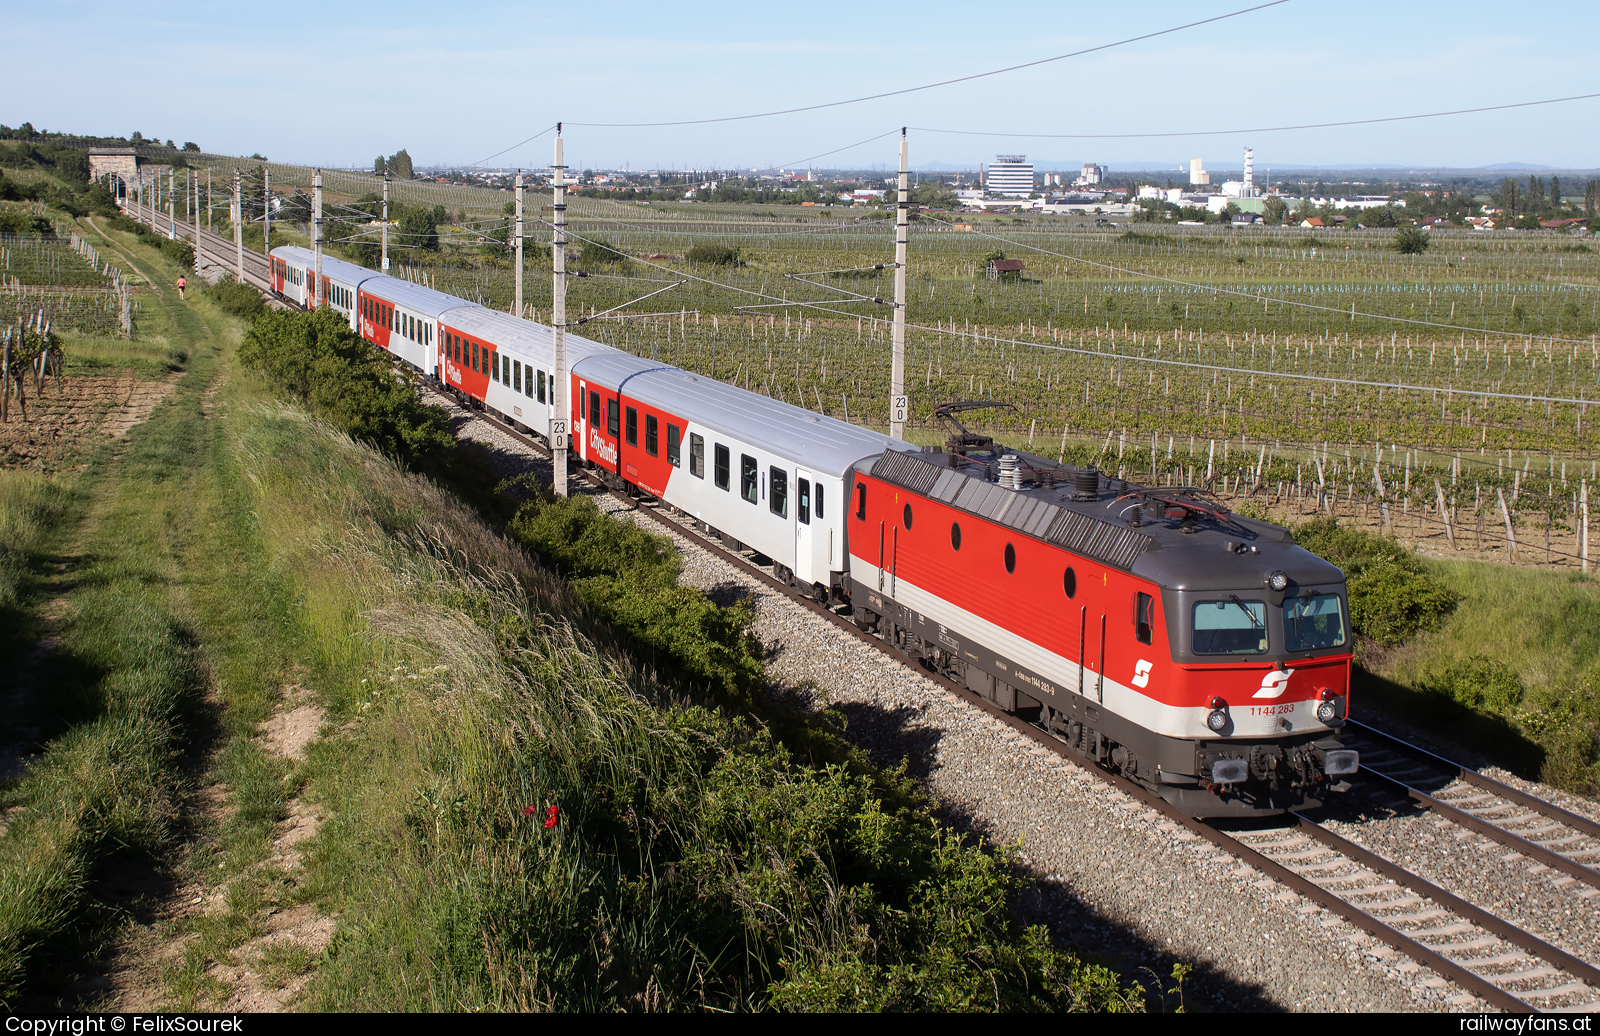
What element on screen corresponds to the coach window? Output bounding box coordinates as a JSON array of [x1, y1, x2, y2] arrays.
[[797, 478, 810, 524], [1004, 543, 1016, 574], [770, 468, 788, 518], [606, 399, 619, 438], [666, 424, 681, 467], [472, 341, 479, 372], [714, 444, 730, 490], [592, 393, 603, 430], [491, 352, 498, 381], [625, 406, 638, 445], [1063, 566, 1077, 599], [645, 415, 659, 456], [690, 434, 704, 477], [514, 361, 522, 393], [1135, 592, 1154, 646], [950, 522, 961, 551], [740, 455, 758, 504], [537, 370, 546, 403], [815, 484, 824, 518]]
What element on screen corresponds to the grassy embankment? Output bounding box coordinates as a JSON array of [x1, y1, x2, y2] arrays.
[[0, 221, 301, 1007]]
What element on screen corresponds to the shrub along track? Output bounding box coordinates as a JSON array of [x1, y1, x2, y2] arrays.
[[444, 394, 1600, 1013]]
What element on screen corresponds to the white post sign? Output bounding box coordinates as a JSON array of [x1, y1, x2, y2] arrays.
[[550, 419, 568, 451], [891, 395, 910, 428]]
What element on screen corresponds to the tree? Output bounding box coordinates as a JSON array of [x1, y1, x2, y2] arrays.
[[1550, 175, 1561, 209], [1394, 227, 1430, 254], [1262, 195, 1287, 224], [1497, 177, 1520, 216], [386, 149, 414, 181], [182, 141, 200, 152], [395, 204, 438, 251], [374, 155, 386, 176]]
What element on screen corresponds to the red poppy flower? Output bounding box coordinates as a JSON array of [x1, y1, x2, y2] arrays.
[[521, 804, 538, 816], [543, 805, 559, 829]]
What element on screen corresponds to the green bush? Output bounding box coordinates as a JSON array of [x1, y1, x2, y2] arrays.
[[237, 306, 454, 464], [1393, 227, 1430, 254], [201, 275, 267, 321], [685, 242, 739, 265], [506, 491, 765, 703], [1293, 518, 1459, 646], [1418, 654, 1524, 714]]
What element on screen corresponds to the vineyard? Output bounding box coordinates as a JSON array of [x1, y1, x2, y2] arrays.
[[0, 230, 135, 336]]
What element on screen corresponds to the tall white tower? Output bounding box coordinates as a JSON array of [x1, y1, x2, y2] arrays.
[[1243, 147, 1255, 198]]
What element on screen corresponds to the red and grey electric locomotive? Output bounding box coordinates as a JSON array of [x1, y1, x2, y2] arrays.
[[266, 244, 1358, 818]]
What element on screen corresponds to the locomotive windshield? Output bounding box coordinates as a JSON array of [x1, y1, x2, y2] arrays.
[[1193, 599, 1267, 654], [1283, 593, 1347, 651]]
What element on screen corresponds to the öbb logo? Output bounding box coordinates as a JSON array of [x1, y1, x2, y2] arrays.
[[1253, 668, 1294, 699], [1131, 660, 1152, 688]]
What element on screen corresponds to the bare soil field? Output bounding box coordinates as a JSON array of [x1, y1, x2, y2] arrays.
[[0, 371, 182, 473]]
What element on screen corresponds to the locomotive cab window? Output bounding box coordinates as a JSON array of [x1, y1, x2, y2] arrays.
[[1193, 600, 1267, 655], [1284, 593, 1346, 652], [666, 424, 681, 467], [690, 434, 704, 478], [1135, 592, 1154, 645], [714, 443, 730, 489], [797, 478, 810, 524], [606, 399, 619, 438], [625, 407, 637, 445], [854, 482, 866, 520], [740, 455, 758, 504], [645, 415, 659, 456]]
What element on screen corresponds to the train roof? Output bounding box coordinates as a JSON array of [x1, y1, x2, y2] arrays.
[[443, 308, 619, 367], [867, 448, 1344, 591], [357, 275, 484, 319], [577, 350, 917, 480], [269, 247, 379, 288]]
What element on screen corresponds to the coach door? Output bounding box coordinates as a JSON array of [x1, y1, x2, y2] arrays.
[[794, 468, 821, 590], [576, 379, 590, 462]]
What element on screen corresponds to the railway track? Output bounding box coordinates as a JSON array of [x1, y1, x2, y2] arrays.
[[444, 399, 1600, 1013], [126, 203, 273, 291]]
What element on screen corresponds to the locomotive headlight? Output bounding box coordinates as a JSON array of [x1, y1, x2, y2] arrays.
[[1316, 688, 1343, 724], [1266, 570, 1289, 592], [1206, 697, 1229, 732]]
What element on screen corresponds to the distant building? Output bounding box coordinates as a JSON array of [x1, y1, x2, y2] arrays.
[[987, 258, 1027, 280], [1189, 159, 1210, 187], [1076, 162, 1107, 186], [986, 155, 1035, 197]]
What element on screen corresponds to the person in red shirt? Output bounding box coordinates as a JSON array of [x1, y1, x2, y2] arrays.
[[177, 275, 187, 300]]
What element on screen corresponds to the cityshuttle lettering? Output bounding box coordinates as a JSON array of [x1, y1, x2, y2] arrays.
[[589, 427, 618, 465]]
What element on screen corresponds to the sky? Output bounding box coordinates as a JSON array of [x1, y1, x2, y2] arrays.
[[6, 0, 1599, 174]]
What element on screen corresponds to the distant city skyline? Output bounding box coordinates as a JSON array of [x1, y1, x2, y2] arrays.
[[6, 1, 1598, 173]]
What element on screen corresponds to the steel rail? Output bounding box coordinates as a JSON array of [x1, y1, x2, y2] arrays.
[[1346, 719, 1600, 842], [446, 397, 1582, 1013], [1354, 765, 1600, 889]]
